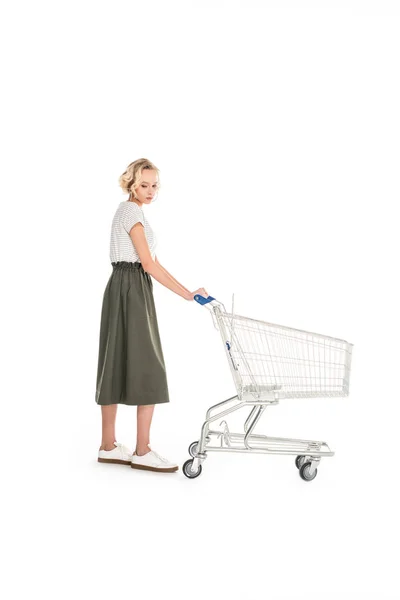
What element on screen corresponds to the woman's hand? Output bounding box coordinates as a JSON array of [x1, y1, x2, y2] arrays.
[[186, 287, 209, 301]]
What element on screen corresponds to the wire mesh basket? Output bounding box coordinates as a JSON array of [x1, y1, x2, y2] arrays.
[[209, 294, 353, 401]]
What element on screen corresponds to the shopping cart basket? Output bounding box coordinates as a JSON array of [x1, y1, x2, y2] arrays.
[[182, 294, 353, 481]]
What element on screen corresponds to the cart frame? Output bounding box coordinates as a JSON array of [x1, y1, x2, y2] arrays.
[[183, 296, 353, 481]]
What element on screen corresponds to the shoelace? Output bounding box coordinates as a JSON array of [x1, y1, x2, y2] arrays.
[[114, 441, 132, 456], [150, 449, 170, 464]]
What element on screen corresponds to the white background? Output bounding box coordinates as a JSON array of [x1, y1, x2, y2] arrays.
[[2, 1, 400, 598]]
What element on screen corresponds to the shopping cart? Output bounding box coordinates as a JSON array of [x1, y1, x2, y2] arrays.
[[182, 294, 353, 481]]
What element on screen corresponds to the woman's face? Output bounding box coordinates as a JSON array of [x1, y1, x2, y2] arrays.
[[134, 170, 159, 205]]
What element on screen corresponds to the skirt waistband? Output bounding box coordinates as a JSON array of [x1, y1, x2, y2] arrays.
[[112, 261, 143, 270]]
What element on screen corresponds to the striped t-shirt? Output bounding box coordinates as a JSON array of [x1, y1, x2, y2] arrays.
[[109, 201, 157, 264]]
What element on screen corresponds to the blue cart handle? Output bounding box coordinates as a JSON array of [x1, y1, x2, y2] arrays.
[[194, 294, 215, 305], [194, 294, 227, 316]]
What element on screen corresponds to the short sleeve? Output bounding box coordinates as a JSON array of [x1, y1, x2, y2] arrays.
[[122, 204, 145, 234]]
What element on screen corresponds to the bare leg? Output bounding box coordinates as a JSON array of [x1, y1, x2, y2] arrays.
[[99, 404, 118, 451], [136, 404, 155, 455]]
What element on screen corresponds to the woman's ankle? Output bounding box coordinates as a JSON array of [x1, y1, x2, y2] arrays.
[[99, 441, 116, 451]]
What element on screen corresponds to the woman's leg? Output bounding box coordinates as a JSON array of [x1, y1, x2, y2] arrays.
[[136, 404, 155, 455], [99, 404, 118, 450]]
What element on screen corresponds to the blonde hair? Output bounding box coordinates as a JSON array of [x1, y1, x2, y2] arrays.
[[118, 158, 160, 201]]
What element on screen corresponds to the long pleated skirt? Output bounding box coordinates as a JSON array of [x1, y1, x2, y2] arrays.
[[95, 261, 170, 406]]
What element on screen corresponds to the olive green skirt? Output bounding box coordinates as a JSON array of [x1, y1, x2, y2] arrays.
[[95, 261, 170, 406]]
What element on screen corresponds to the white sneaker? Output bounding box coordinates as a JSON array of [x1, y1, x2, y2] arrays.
[[131, 447, 179, 473], [98, 441, 133, 465]]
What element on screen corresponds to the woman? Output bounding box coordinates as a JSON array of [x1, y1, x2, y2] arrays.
[[95, 158, 208, 473]]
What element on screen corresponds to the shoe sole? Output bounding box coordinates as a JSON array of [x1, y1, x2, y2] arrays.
[[131, 463, 179, 473], [98, 458, 131, 465]]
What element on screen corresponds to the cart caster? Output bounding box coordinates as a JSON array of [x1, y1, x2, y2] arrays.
[[182, 458, 203, 479], [188, 441, 199, 457], [299, 461, 318, 481], [295, 455, 306, 469], [188, 438, 210, 457]]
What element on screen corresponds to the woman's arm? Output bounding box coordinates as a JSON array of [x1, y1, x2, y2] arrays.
[[150, 255, 192, 299], [129, 226, 191, 300]]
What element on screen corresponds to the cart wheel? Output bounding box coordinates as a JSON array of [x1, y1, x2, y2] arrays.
[[299, 461, 318, 481], [295, 455, 306, 469], [182, 458, 202, 479], [188, 441, 199, 457], [188, 438, 210, 457]]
